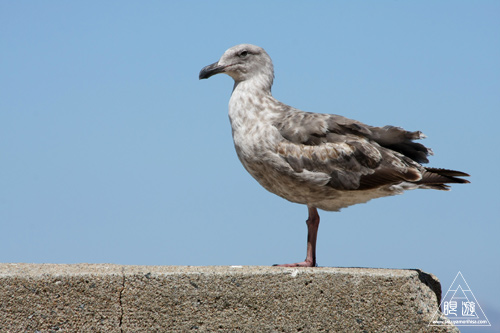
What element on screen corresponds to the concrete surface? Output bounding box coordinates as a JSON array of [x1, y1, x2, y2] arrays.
[[0, 264, 457, 332]]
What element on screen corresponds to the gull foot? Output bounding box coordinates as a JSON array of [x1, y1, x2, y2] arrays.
[[272, 260, 316, 267]]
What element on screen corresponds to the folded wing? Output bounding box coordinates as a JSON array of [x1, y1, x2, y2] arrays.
[[274, 109, 469, 191]]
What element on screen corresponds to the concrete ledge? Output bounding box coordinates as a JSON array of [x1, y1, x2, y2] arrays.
[[0, 264, 457, 332]]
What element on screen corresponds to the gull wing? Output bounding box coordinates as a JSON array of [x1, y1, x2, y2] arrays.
[[274, 108, 468, 191]]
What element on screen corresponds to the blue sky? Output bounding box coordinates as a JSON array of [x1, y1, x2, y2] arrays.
[[1, 1, 499, 329]]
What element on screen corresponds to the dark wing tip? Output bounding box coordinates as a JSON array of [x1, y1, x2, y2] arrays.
[[421, 167, 471, 185], [426, 167, 470, 178]]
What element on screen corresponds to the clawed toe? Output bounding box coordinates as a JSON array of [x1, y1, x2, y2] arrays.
[[272, 261, 316, 267]]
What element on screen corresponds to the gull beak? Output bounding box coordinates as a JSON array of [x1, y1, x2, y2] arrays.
[[199, 61, 226, 80]]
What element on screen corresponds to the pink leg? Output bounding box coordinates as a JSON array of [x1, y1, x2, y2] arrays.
[[274, 206, 320, 267]]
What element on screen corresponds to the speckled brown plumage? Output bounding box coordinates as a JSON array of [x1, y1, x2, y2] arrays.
[[199, 44, 469, 267]]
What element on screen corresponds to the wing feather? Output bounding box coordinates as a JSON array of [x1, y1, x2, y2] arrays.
[[274, 109, 428, 191]]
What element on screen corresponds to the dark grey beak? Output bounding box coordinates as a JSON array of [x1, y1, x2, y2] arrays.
[[199, 61, 225, 80]]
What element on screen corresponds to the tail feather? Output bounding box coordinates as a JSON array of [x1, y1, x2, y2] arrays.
[[418, 167, 470, 189], [425, 167, 470, 178]]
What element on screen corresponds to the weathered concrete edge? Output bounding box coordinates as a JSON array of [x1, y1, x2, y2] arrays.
[[0, 264, 456, 332], [0, 264, 444, 304]]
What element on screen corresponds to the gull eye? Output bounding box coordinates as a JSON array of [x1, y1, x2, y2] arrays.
[[239, 50, 249, 58]]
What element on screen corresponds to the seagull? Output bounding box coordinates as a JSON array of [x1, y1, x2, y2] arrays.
[[199, 44, 469, 267]]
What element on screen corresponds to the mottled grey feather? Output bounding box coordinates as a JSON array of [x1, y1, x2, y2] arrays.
[[273, 108, 436, 191], [200, 44, 469, 211]]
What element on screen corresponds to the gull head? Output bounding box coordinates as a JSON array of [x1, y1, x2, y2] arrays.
[[199, 44, 274, 88]]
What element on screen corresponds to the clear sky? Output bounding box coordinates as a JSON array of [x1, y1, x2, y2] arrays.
[[1, 1, 499, 330]]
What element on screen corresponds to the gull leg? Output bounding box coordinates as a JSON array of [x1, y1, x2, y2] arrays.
[[274, 206, 320, 267]]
